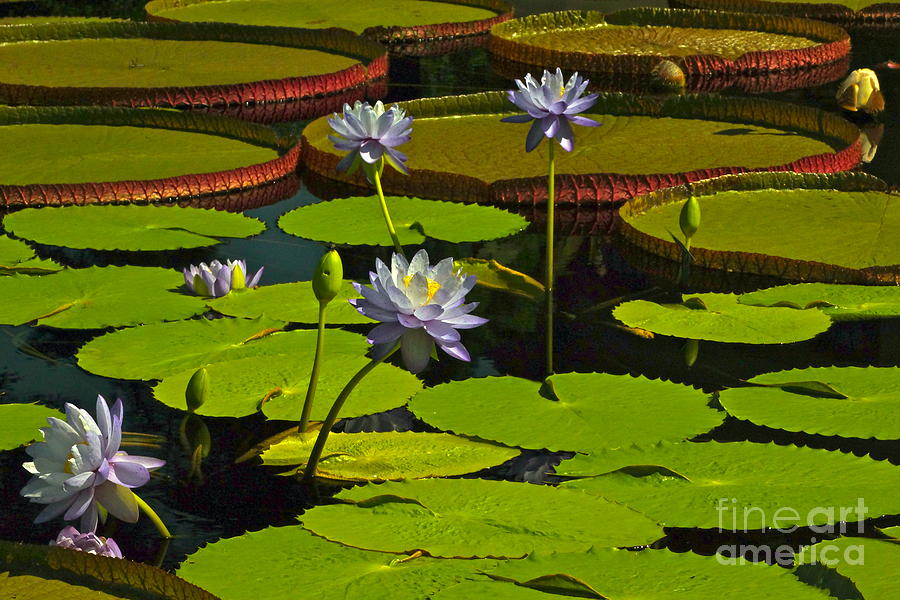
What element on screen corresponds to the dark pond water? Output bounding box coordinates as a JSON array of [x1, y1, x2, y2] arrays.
[[0, 0, 898, 574]]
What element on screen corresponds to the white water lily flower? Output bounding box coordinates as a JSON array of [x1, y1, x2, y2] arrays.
[[836, 68, 884, 114]]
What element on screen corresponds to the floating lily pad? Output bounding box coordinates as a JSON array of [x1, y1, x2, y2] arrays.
[[739, 283, 900, 321], [409, 373, 723, 453], [0, 403, 62, 450], [0, 105, 299, 206], [278, 196, 528, 246], [619, 172, 900, 284], [796, 536, 899, 600], [613, 293, 832, 344], [302, 478, 663, 558], [0, 236, 59, 274], [561, 441, 900, 528], [0, 266, 206, 329], [260, 432, 519, 482], [302, 91, 859, 205], [152, 349, 421, 420], [4, 205, 265, 251], [178, 526, 496, 600], [208, 281, 368, 324], [719, 367, 900, 440], [671, 0, 899, 29]]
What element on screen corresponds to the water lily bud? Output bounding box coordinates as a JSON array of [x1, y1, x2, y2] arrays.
[[650, 60, 686, 92], [231, 262, 247, 290], [683, 339, 699, 368], [183, 413, 211, 459], [185, 367, 209, 412], [313, 249, 343, 305], [836, 68, 884, 114], [679, 196, 701, 242]]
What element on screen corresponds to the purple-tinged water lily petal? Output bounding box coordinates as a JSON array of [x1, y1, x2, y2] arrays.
[[444, 313, 490, 329], [500, 113, 534, 123], [358, 139, 385, 164], [424, 320, 461, 343], [565, 94, 599, 114], [336, 150, 360, 173], [414, 304, 444, 321], [542, 115, 560, 138], [548, 101, 568, 115], [384, 147, 410, 176], [368, 322, 406, 345], [568, 115, 601, 128], [114, 455, 165, 470], [401, 328, 434, 374], [397, 313, 423, 328], [107, 460, 150, 489], [80, 504, 99, 533], [63, 488, 95, 521], [557, 118, 575, 152], [439, 341, 471, 362], [63, 471, 96, 494], [34, 499, 75, 524], [328, 136, 362, 152], [525, 120, 545, 152]]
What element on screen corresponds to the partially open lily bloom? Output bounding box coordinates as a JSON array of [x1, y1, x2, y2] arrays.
[[349, 249, 488, 374], [501, 67, 601, 152], [328, 100, 413, 178], [183, 259, 263, 298], [836, 68, 884, 114], [51, 525, 123, 559], [21, 395, 165, 533]]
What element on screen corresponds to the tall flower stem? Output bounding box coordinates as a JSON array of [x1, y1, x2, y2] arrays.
[[545, 142, 556, 376], [371, 167, 405, 257], [134, 493, 172, 539], [301, 344, 400, 485], [299, 303, 327, 432]]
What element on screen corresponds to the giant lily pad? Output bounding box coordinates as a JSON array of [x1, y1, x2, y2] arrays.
[[0, 236, 59, 274], [4, 205, 265, 251], [178, 526, 496, 600], [619, 172, 900, 284], [302, 91, 859, 206], [208, 281, 368, 324], [301, 478, 663, 558], [613, 292, 832, 343], [409, 373, 723, 453], [561, 441, 900, 528], [260, 431, 519, 481], [0, 403, 62, 450], [0, 105, 299, 206], [739, 283, 900, 320], [671, 0, 899, 30], [278, 196, 528, 246], [796, 536, 899, 600], [719, 367, 900, 440], [152, 349, 421, 420], [0, 266, 206, 329]]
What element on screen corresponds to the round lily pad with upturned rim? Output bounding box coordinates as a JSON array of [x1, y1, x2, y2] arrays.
[[670, 0, 898, 30], [0, 403, 62, 450], [4, 205, 265, 251], [208, 281, 368, 324], [738, 283, 900, 320], [0, 236, 60, 274], [301, 91, 860, 206]]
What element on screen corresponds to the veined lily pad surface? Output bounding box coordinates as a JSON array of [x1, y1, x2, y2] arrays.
[[561, 441, 900, 528], [796, 535, 900, 600], [301, 478, 663, 558], [208, 281, 369, 324], [409, 373, 723, 453], [302, 92, 859, 205], [0, 403, 62, 450], [4, 205, 265, 251], [719, 367, 900, 440], [670, 0, 899, 29], [0, 236, 60, 274], [739, 283, 900, 320]]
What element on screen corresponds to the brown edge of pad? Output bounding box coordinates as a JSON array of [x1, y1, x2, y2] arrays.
[[0, 105, 301, 207], [300, 90, 862, 207], [0, 20, 388, 110], [616, 171, 900, 285], [669, 0, 899, 30], [488, 8, 851, 81]]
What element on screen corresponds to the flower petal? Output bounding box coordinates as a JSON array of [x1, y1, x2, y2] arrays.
[[107, 459, 150, 488], [401, 328, 434, 374], [94, 481, 139, 523]]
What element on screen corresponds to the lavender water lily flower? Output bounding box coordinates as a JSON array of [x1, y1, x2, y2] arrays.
[[502, 68, 601, 152], [51, 525, 123, 558], [183, 259, 263, 298], [328, 100, 413, 179], [21, 395, 165, 533], [350, 249, 487, 374]]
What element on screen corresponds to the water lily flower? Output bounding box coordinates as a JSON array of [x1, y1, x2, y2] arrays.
[[21, 395, 165, 533], [836, 68, 884, 114], [51, 525, 123, 559], [328, 100, 413, 179], [501, 68, 601, 152], [349, 249, 487, 374], [183, 259, 263, 298]]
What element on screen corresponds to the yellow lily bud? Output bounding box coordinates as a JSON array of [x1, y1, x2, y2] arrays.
[[836, 68, 884, 114], [231, 262, 247, 290], [313, 249, 344, 305]]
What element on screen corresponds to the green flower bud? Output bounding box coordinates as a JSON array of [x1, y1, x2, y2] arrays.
[[231, 262, 247, 290], [679, 196, 701, 242], [313, 249, 343, 305], [683, 339, 699, 368], [185, 367, 209, 412], [183, 413, 212, 459]]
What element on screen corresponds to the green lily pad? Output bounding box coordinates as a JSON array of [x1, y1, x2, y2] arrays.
[[613, 293, 832, 344], [4, 205, 265, 251], [0, 403, 62, 451], [0, 266, 207, 329], [561, 441, 900, 529], [796, 536, 899, 600], [409, 373, 723, 453], [301, 478, 663, 558], [278, 196, 528, 246], [152, 348, 421, 420], [260, 431, 519, 482], [671, 0, 899, 26], [0, 236, 60, 274], [719, 367, 900, 440], [177, 526, 496, 600], [208, 281, 368, 324], [739, 283, 900, 320]]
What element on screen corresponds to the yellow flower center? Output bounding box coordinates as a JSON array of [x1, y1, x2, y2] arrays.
[[559, 85, 566, 98], [403, 274, 441, 303]]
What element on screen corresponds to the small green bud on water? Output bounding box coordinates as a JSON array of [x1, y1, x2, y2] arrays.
[[313, 249, 344, 305], [185, 367, 209, 412], [679, 196, 701, 242], [683, 339, 699, 368]]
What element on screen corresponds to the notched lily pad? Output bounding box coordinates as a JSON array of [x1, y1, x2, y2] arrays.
[[671, 0, 900, 30], [208, 281, 368, 324], [796, 536, 898, 600], [0, 403, 63, 450], [739, 283, 900, 320], [0, 236, 60, 274]]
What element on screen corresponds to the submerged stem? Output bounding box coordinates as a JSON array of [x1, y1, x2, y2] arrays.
[[134, 493, 172, 539], [299, 303, 328, 432], [545, 142, 556, 376], [372, 168, 405, 257]]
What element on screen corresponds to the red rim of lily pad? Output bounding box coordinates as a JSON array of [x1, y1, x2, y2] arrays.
[[489, 8, 851, 85], [0, 105, 301, 207], [669, 0, 899, 30], [617, 171, 900, 285], [0, 21, 388, 115], [301, 91, 861, 207]]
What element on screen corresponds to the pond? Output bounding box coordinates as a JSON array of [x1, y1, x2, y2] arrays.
[[0, 0, 898, 598]]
